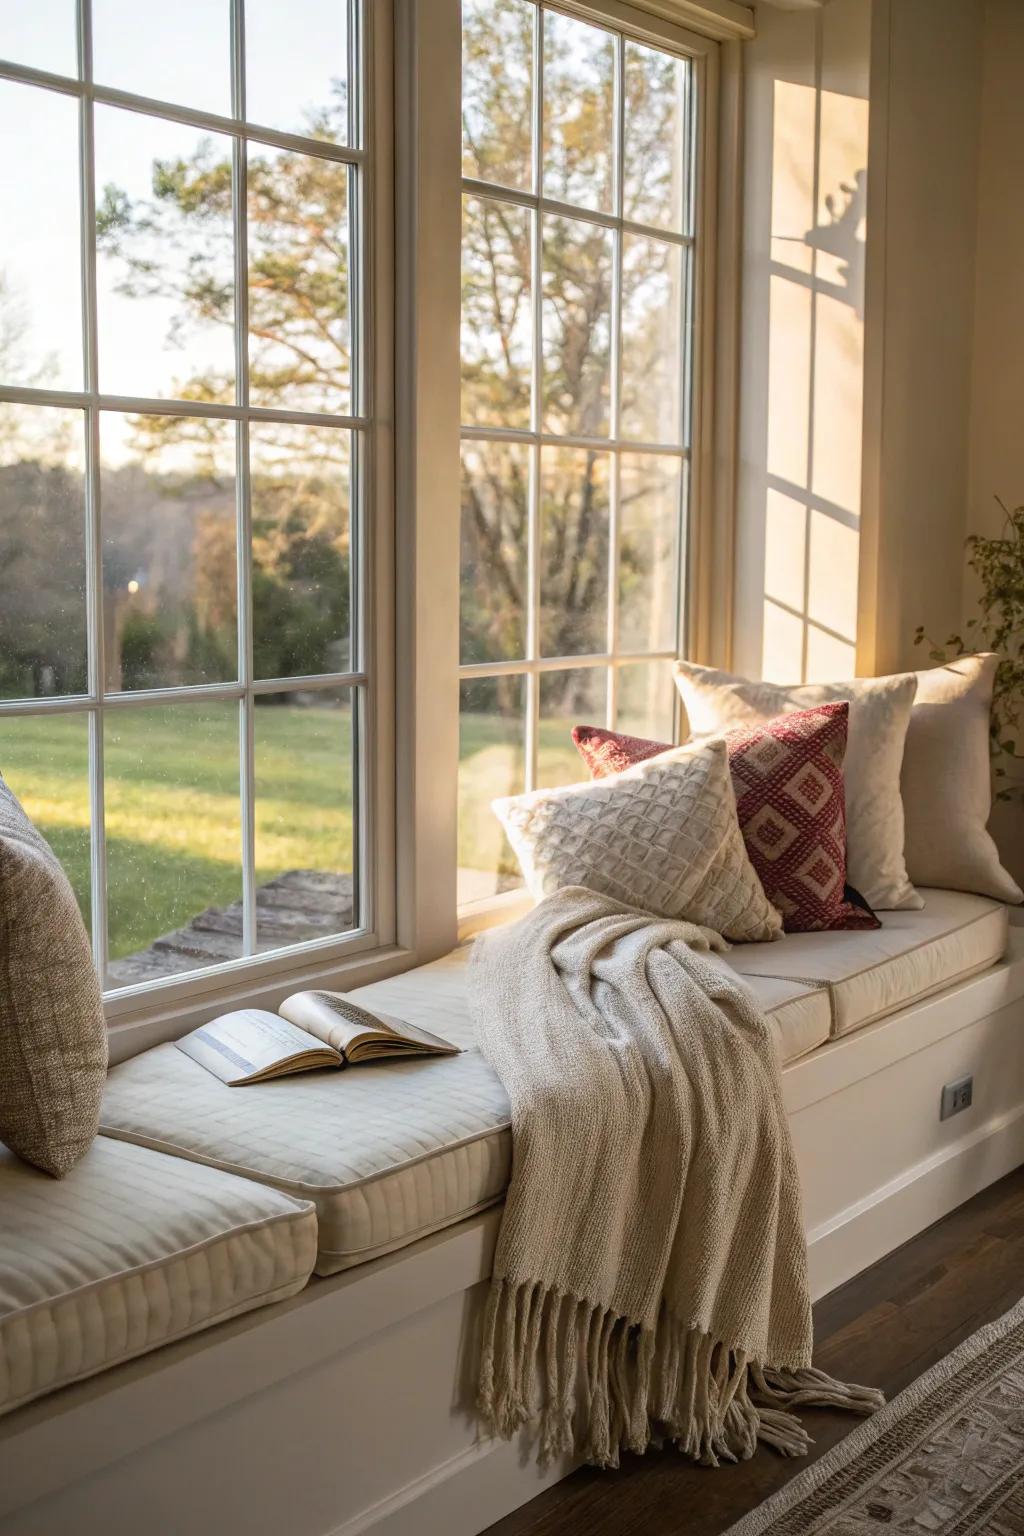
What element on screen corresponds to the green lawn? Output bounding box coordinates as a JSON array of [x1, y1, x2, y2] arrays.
[[0, 703, 354, 960], [1, 706, 592, 957]]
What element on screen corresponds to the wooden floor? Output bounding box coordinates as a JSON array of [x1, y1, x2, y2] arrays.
[[484, 1164, 1024, 1536]]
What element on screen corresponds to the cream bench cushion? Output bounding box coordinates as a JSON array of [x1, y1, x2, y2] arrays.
[[0, 1136, 316, 1419], [100, 951, 830, 1277], [724, 888, 1009, 1037]]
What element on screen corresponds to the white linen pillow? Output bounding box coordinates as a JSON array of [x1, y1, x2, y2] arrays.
[[902, 654, 1022, 903], [492, 738, 782, 943], [673, 662, 921, 912]]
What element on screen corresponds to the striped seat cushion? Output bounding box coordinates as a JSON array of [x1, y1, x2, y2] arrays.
[[99, 948, 830, 1276], [0, 1136, 317, 1418]]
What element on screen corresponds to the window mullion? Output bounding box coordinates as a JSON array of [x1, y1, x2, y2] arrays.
[[607, 29, 626, 729], [523, 1, 545, 794], [78, 0, 110, 985], [231, 0, 257, 958]]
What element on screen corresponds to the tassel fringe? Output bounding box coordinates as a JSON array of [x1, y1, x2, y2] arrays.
[[478, 1278, 885, 1471]]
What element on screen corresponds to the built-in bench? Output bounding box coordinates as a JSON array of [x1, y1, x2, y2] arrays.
[[1, 890, 1021, 1536]]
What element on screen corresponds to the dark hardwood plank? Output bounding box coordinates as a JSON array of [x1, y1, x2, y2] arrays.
[[483, 1164, 1024, 1536]]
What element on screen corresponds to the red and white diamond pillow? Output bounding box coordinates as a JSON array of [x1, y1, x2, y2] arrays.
[[572, 703, 880, 933]]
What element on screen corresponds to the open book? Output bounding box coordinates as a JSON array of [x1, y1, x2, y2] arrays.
[[175, 991, 459, 1086]]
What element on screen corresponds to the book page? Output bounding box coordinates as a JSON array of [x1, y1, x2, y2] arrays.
[[279, 991, 459, 1057], [175, 1009, 342, 1085]]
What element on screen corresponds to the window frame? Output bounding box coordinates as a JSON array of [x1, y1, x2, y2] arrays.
[[0, 0, 743, 1046], [454, 0, 726, 922], [0, 0, 398, 1031]]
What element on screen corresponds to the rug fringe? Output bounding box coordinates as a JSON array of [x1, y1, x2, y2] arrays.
[[477, 1278, 884, 1470]]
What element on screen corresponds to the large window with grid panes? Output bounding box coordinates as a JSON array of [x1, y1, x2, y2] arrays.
[[458, 0, 697, 906], [0, 1, 383, 996]]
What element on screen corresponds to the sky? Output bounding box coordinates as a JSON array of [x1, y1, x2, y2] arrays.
[[0, 0, 348, 462]]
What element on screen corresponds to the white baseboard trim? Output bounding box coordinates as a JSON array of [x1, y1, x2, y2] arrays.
[[806, 1103, 1024, 1299], [333, 1436, 578, 1536]]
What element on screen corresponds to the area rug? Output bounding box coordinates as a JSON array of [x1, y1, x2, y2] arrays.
[[725, 1295, 1024, 1535]]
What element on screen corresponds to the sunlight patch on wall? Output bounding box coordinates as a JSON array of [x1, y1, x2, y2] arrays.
[[755, 64, 868, 683]]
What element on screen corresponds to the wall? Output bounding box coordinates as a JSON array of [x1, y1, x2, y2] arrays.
[[967, 0, 1024, 885], [860, 0, 984, 678], [733, 0, 870, 681]]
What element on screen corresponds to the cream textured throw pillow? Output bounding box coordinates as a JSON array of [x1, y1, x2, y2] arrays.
[[674, 662, 921, 911], [492, 738, 782, 942], [0, 779, 107, 1175], [902, 654, 1022, 902]]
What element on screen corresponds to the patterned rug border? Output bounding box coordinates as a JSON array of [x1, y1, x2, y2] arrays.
[[724, 1292, 1024, 1536]]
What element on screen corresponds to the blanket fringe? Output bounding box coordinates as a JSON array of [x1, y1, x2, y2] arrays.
[[478, 1278, 885, 1471]]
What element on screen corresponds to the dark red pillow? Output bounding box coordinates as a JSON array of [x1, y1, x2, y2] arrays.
[[571, 706, 880, 934]]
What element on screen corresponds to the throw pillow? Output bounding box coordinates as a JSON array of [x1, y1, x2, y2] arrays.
[[902, 654, 1022, 902], [673, 661, 921, 912], [492, 737, 783, 942], [0, 779, 107, 1175], [573, 708, 881, 933]]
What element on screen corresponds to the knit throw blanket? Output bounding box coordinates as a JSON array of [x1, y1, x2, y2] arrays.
[[469, 887, 883, 1470]]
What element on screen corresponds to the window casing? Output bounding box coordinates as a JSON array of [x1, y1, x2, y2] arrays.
[[0, 1, 392, 1008], [457, 0, 704, 908]]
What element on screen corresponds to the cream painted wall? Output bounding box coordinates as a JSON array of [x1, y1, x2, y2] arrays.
[[968, 0, 1024, 589], [967, 0, 1024, 885], [862, 0, 984, 678], [734, 0, 870, 682]]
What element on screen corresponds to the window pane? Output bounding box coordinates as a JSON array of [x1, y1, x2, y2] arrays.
[[623, 41, 690, 234], [462, 0, 533, 191], [246, 0, 349, 143], [248, 147, 350, 416], [93, 0, 230, 114], [104, 702, 242, 986], [0, 714, 91, 934], [0, 82, 82, 389], [540, 448, 609, 657], [542, 215, 612, 438], [95, 108, 235, 402], [461, 440, 529, 665], [101, 414, 237, 692], [251, 423, 351, 681], [538, 668, 606, 789], [254, 689, 356, 952], [542, 11, 614, 214], [0, 405, 87, 699], [620, 235, 684, 444], [0, 0, 77, 78], [459, 676, 525, 905], [617, 661, 676, 742], [461, 195, 532, 430], [618, 455, 682, 653]]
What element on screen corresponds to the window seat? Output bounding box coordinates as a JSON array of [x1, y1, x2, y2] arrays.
[[97, 890, 1008, 1281], [0, 895, 1020, 1533], [0, 1137, 316, 1420], [0, 890, 1012, 1425]]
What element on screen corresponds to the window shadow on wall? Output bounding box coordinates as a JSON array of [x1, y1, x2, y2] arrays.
[[758, 73, 868, 683]]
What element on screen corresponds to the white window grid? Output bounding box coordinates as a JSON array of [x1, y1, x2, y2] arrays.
[[0, 0, 376, 996], [459, 0, 699, 789]]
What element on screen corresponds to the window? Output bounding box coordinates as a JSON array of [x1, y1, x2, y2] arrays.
[[458, 0, 697, 906], [0, 2, 384, 996]]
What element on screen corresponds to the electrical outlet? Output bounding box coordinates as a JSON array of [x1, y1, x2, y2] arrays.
[[940, 1075, 973, 1121]]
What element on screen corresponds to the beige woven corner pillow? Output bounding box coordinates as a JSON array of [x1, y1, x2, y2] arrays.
[[492, 738, 782, 942], [0, 779, 107, 1175], [674, 661, 921, 912], [902, 654, 1022, 903]]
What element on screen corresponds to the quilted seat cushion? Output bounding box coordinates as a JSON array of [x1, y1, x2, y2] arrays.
[[100, 949, 830, 1277], [0, 1136, 316, 1418], [723, 888, 1009, 1037]]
